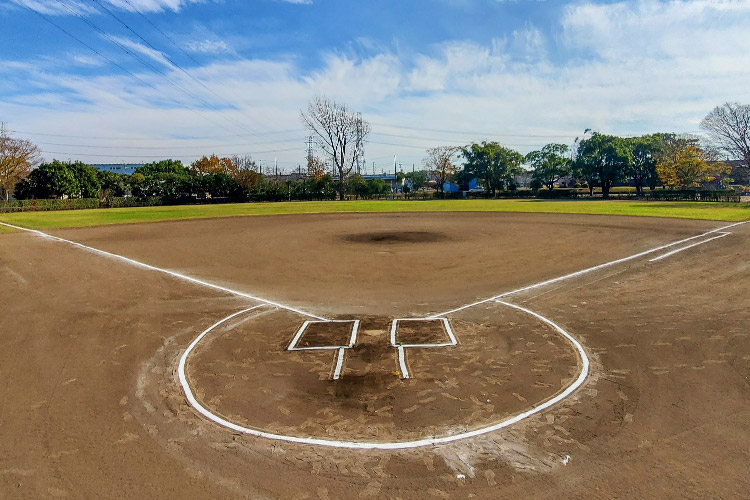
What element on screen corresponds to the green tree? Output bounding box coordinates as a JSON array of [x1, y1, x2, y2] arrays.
[[462, 142, 523, 195], [15, 160, 79, 199], [196, 172, 239, 199], [70, 162, 100, 198], [367, 177, 390, 196], [574, 133, 632, 198], [97, 170, 128, 197], [133, 159, 190, 200], [347, 173, 369, 199], [127, 172, 147, 199], [627, 135, 661, 194], [524, 143, 571, 191], [404, 170, 428, 192], [135, 159, 189, 177]]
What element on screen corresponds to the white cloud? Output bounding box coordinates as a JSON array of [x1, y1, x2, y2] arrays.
[[109, 36, 175, 68], [186, 39, 232, 54], [10, 0, 206, 15], [9, 0, 96, 16], [562, 0, 750, 61], [72, 54, 106, 67]]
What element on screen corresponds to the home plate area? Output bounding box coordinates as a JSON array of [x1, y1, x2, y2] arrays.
[[185, 300, 580, 443]]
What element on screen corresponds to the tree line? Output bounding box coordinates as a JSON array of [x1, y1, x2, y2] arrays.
[[302, 98, 746, 199], [10, 155, 399, 203], [2, 101, 747, 203]]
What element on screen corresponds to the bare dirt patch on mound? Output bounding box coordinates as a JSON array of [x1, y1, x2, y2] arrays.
[[342, 230, 447, 244]]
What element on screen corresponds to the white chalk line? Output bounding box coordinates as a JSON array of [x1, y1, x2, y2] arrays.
[[177, 301, 588, 449], [430, 221, 747, 318], [648, 232, 731, 262], [4, 218, 744, 450], [333, 348, 347, 381], [287, 320, 360, 380], [391, 318, 456, 379], [0, 221, 326, 321]]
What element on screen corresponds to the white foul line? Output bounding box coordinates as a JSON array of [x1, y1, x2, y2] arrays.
[[648, 232, 731, 262], [430, 221, 747, 318], [178, 300, 589, 449], [0, 221, 326, 320]]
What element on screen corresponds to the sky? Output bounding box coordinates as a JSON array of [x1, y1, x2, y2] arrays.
[[1, 0, 749, 172]]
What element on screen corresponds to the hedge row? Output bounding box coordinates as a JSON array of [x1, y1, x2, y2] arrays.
[[640, 190, 740, 202], [0, 197, 163, 213], [0, 198, 101, 212], [0, 189, 741, 213]]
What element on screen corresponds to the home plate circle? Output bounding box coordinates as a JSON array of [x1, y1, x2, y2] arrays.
[[178, 300, 588, 449]]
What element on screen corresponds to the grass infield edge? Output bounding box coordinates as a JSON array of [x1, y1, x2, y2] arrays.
[[0, 199, 748, 230]]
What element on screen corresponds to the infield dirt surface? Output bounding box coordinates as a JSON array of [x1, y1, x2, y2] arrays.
[[1, 212, 749, 498]]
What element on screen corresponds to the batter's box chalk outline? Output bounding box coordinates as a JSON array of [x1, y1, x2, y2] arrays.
[[288, 320, 360, 380], [390, 318, 457, 379]]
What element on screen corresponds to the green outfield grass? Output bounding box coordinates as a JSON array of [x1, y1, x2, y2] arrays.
[[0, 199, 748, 231]]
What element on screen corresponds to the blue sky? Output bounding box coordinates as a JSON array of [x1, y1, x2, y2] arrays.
[[2, 0, 749, 171]]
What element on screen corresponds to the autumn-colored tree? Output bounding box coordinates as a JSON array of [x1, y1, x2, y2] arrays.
[[423, 146, 459, 193], [0, 127, 41, 200], [656, 143, 730, 189], [190, 154, 235, 176], [228, 155, 261, 190], [306, 155, 327, 180]]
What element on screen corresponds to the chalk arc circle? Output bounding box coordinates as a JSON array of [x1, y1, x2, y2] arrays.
[[178, 301, 589, 450]]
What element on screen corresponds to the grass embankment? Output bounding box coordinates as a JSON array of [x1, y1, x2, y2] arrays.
[[0, 199, 748, 231]]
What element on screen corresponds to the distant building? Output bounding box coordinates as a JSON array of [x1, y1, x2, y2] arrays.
[[90, 164, 144, 175], [362, 173, 398, 191], [444, 178, 479, 192]]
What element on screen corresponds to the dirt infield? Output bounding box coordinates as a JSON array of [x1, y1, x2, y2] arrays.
[[1, 212, 749, 498]]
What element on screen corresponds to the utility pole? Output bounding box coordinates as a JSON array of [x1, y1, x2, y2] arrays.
[[393, 155, 397, 194], [356, 112, 363, 175], [306, 136, 314, 164]]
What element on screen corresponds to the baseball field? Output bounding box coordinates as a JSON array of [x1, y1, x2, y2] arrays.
[[1, 200, 749, 498]]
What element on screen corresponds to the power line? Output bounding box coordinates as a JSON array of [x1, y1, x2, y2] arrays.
[[9, 128, 305, 140], [38, 146, 300, 159], [57, 0, 251, 136], [30, 137, 302, 149], [368, 139, 541, 150], [89, 0, 270, 138], [118, 0, 295, 136], [372, 122, 576, 139], [22, 2, 256, 140]]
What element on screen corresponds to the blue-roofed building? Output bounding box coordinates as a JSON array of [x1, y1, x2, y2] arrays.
[[90, 164, 143, 175]]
